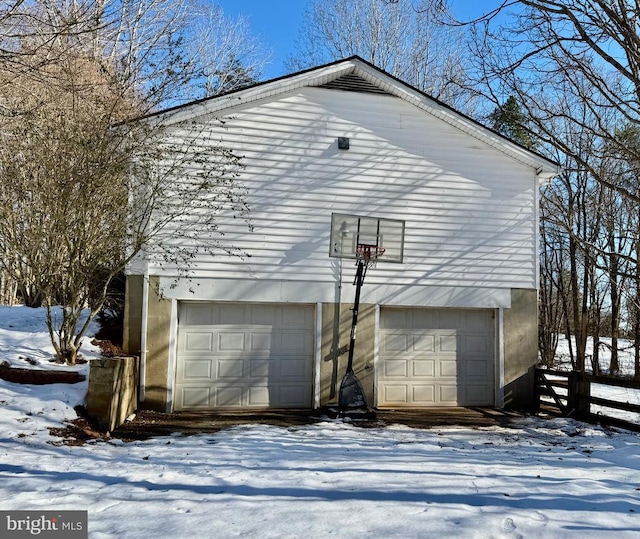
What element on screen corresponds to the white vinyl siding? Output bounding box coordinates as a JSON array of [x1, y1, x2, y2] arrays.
[[151, 86, 537, 299], [175, 303, 315, 410]]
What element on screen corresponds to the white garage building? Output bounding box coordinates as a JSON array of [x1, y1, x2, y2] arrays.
[[123, 56, 559, 413]]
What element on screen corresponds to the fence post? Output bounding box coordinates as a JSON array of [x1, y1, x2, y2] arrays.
[[567, 371, 577, 417], [533, 368, 541, 413], [572, 371, 591, 420]]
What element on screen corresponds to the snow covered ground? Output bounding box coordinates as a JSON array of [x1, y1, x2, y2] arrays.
[[1, 307, 640, 538]]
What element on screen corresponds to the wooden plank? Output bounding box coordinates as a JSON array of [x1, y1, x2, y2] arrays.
[[537, 368, 573, 377], [588, 395, 640, 414], [585, 413, 640, 432], [536, 368, 573, 414], [587, 374, 640, 390], [540, 380, 569, 389], [537, 387, 567, 397]]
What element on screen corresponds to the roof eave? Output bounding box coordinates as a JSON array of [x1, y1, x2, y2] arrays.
[[147, 58, 362, 126], [142, 55, 561, 181]]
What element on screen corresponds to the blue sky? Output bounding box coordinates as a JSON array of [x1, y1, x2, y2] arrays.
[[216, 1, 506, 80], [216, 0, 310, 79]]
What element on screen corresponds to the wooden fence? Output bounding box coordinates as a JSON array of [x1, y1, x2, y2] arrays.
[[535, 368, 640, 431]]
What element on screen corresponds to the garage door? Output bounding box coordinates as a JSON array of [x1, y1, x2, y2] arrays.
[[175, 303, 315, 410], [378, 308, 494, 407]]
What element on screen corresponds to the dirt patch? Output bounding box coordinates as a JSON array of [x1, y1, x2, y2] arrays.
[[109, 407, 522, 442], [111, 409, 323, 441], [48, 416, 110, 446], [47, 407, 524, 445]]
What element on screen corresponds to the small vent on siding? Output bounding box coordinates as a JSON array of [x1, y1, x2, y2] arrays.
[[318, 73, 394, 95]]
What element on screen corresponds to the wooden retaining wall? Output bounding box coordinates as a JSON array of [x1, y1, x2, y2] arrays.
[[86, 356, 139, 432]]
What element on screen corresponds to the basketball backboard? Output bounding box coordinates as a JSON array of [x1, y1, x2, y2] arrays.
[[329, 213, 405, 263]]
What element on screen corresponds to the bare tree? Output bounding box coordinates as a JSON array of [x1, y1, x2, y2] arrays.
[[453, 0, 640, 202], [0, 0, 271, 110], [288, 0, 475, 111], [538, 208, 564, 367], [0, 1, 255, 363], [187, 3, 271, 97]]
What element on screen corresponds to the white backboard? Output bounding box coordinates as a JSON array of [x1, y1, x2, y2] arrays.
[[329, 213, 405, 263]]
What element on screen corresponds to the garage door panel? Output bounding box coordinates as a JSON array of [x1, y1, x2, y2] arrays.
[[249, 359, 270, 379], [281, 306, 315, 328], [279, 385, 312, 406], [466, 359, 491, 377], [218, 305, 246, 325], [413, 335, 435, 352], [384, 359, 408, 377], [412, 385, 436, 403], [247, 386, 270, 406], [282, 332, 312, 352], [412, 310, 436, 328], [439, 360, 457, 377], [439, 334, 458, 352], [383, 385, 408, 403], [379, 308, 494, 407], [250, 305, 277, 325], [183, 332, 213, 352], [182, 387, 212, 408], [280, 358, 309, 379], [439, 385, 458, 403], [216, 359, 244, 379], [463, 334, 491, 353], [412, 359, 435, 377], [250, 333, 272, 352], [383, 334, 409, 352], [215, 386, 244, 407], [176, 303, 314, 410], [181, 359, 213, 381], [437, 311, 463, 328], [184, 304, 214, 325], [465, 310, 493, 330], [219, 332, 246, 352], [379, 309, 410, 329], [465, 385, 492, 404]]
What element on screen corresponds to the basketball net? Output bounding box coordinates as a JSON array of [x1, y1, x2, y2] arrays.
[[355, 244, 385, 269]]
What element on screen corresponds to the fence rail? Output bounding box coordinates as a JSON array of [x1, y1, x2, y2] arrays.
[[535, 368, 640, 431]]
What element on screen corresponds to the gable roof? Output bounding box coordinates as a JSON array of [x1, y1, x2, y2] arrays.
[[147, 56, 560, 181]]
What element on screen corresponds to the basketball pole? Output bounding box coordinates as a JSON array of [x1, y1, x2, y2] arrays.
[[338, 257, 368, 410], [346, 258, 365, 373]]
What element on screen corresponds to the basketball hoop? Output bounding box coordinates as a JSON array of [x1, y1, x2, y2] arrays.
[[328, 213, 405, 413], [355, 244, 386, 268]]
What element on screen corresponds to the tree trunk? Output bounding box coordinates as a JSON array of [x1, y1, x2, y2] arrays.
[[18, 283, 42, 308]]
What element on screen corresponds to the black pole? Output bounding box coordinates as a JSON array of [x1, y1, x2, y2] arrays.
[[346, 259, 365, 373]]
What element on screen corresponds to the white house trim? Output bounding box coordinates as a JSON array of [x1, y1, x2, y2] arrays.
[[496, 307, 505, 408], [373, 303, 381, 408], [165, 298, 178, 413], [314, 302, 322, 409]]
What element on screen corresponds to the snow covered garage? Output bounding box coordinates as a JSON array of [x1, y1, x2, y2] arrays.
[[123, 56, 559, 413]]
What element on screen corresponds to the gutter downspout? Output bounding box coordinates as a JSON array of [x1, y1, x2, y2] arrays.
[[139, 266, 149, 402]]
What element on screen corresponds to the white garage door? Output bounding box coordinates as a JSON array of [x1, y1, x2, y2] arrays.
[[378, 308, 494, 407], [175, 303, 315, 410]]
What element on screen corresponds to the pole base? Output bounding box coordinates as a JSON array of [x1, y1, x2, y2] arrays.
[[321, 405, 377, 421]]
